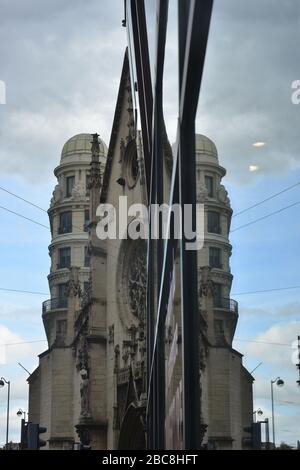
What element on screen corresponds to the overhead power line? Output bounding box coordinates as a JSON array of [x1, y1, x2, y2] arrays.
[[4, 339, 47, 347], [233, 285, 300, 296], [0, 205, 49, 229], [1, 337, 292, 348], [230, 200, 300, 233], [234, 338, 291, 347], [2, 181, 300, 240], [1, 284, 300, 298], [0, 185, 47, 213], [233, 181, 300, 217], [0, 287, 48, 295]]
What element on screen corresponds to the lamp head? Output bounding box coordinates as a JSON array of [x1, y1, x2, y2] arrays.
[[80, 368, 88, 378], [16, 409, 23, 417], [276, 378, 284, 387], [0, 379, 5, 388], [116, 176, 126, 187], [257, 408, 263, 416]]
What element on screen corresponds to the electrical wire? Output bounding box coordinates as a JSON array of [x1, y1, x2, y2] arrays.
[[230, 200, 300, 233], [0, 287, 48, 295], [233, 181, 300, 218], [0, 205, 49, 229], [0, 185, 47, 213], [232, 285, 300, 296]]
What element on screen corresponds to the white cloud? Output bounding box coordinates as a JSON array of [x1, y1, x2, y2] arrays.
[[243, 321, 300, 368], [0, 324, 45, 365]]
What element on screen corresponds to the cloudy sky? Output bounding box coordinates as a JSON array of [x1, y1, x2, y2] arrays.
[[0, 0, 300, 447]]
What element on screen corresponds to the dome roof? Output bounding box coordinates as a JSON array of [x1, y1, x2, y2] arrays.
[[60, 133, 107, 163], [195, 134, 218, 160]]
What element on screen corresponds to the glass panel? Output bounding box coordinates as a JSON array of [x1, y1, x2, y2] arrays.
[[58, 283, 68, 308], [205, 175, 214, 197], [209, 247, 221, 269], [86, 174, 91, 195], [207, 211, 220, 234], [144, 0, 156, 83], [213, 283, 222, 308], [66, 175, 75, 197], [84, 246, 90, 267], [84, 209, 90, 232], [163, 0, 179, 148], [59, 211, 72, 234], [58, 247, 71, 269]]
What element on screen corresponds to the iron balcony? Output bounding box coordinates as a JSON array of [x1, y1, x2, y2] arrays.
[[42, 297, 68, 313], [214, 297, 238, 314]]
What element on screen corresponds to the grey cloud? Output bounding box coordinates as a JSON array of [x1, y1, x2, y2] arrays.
[[0, 0, 300, 186], [196, 0, 300, 184], [0, 0, 125, 182], [238, 302, 300, 318]]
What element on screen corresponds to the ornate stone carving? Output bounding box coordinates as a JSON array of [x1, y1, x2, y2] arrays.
[[66, 267, 82, 297], [197, 183, 207, 203], [76, 335, 89, 372], [89, 133, 102, 189], [75, 425, 91, 447], [66, 279, 82, 298], [114, 345, 120, 373], [71, 182, 85, 200], [217, 184, 230, 205], [50, 183, 63, 206], [126, 81, 135, 143], [80, 368, 91, 418], [108, 324, 114, 344], [119, 138, 126, 163], [199, 266, 214, 297], [128, 242, 147, 320]]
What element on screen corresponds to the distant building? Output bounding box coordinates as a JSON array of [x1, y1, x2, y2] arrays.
[[28, 52, 253, 450]]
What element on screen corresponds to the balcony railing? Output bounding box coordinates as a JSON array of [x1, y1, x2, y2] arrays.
[[42, 297, 68, 314], [57, 262, 71, 270], [210, 263, 223, 270], [58, 226, 72, 235], [214, 297, 238, 314]]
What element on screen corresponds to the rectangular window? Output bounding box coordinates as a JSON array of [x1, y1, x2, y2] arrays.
[[86, 174, 91, 195], [58, 283, 68, 308], [205, 175, 214, 197], [84, 209, 90, 232], [213, 283, 222, 308], [56, 319, 67, 338], [66, 175, 75, 197], [207, 211, 221, 234], [209, 247, 222, 269], [59, 211, 72, 234], [58, 247, 71, 269], [84, 246, 91, 267]]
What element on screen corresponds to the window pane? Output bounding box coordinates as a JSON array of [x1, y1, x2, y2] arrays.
[[208, 211, 220, 234], [213, 283, 222, 307], [86, 174, 91, 195], [84, 246, 90, 267], [205, 175, 214, 197], [209, 247, 221, 268], [66, 175, 75, 197], [58, 283, 68, 308], [84, 209, 90, 232], [58, 247, 71, 269], [59, 211, 72, 234]]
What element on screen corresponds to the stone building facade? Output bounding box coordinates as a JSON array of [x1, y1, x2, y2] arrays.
[[28, 52, 253, 450]]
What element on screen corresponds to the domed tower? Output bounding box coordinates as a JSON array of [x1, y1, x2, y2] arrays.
[[196, 134, 237, 345], [43, 133, 107, 346]]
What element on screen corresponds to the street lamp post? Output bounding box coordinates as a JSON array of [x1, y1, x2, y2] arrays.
[[271, 377, 284, 448], [253, 408, 263, 423], [17, 409, 27, 421], [0, 377, 11, 449]]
